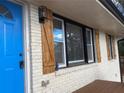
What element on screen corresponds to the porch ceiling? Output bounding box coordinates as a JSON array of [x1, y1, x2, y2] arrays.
[[29, 0, 124, 36]]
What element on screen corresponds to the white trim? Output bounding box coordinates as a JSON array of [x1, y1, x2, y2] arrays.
[[69, 60, 85, 63], [86, 28, 94, 63], [88, 60, 94, 63], [23, 3, 31, 93], [10, 1, 31, 93], [53, 17, 67, 68]]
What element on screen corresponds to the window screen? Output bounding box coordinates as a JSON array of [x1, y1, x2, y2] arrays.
[[66, 23, 84, 63]]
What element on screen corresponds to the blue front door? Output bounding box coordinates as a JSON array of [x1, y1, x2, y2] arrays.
[[0, 1, 24, 93]]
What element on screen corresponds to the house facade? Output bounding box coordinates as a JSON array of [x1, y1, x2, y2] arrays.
[[0, 0, 124, 93]]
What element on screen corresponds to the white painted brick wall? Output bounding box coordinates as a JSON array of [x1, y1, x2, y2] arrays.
[[29, 4, 43, 93], [97, 32, 121, 82], [29, 4, 121, 93]]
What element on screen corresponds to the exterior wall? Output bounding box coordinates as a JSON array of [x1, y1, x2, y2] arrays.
[[97, 32, 121, 82], [30, 4, 43, 93], [29, 4, 121, 93]]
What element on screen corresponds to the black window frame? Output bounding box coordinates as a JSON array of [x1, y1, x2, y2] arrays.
[[53, 13, 95, 69]]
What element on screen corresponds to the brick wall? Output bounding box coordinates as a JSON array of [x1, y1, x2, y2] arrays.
[[30, 4, 43, 93], [29, 4, 121, 93]]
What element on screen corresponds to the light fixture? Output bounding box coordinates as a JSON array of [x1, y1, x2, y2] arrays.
[[38, 6, 48, 23]]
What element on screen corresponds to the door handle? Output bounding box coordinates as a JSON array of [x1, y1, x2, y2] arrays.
[[19, 61, 24, 69]]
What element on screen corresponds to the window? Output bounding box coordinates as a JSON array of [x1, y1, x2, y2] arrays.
[[66, 23, 84, 64], [53, 15, 95, 69], [86, 28, 94, 63], [108, 35, 114, 59], [0, 4, 13, 19], [53, 17, 66, 68]]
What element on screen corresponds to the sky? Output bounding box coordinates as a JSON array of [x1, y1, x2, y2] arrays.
[[53, 28, 63, 42]]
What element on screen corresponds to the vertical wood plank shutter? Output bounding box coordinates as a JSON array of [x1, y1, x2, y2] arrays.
[[41, 9, 55, 74], [112, 37, 116, 59], [106, 34, 111, 60], [95, 31, 101, 63]]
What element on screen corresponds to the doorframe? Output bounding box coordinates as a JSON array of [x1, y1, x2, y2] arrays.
[[10, 0, 32, 93], [117, 39, 124, 83]]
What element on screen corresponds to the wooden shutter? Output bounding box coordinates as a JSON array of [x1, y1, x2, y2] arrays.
[[106, 34, 111, 61], [95, 31, 101, 63], [41, 9, 55, 74], [112, 37, 116, 59]]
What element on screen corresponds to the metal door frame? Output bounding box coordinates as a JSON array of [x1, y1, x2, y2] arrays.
[[118, 39, 124, 83]]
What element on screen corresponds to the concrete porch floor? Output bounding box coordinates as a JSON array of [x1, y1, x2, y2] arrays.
[[73, 80, 124, 93]]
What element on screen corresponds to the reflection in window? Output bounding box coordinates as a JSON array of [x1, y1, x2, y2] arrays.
[[0, 4, 13, 19], [53, 16, 95, 69], [53, 18, 66, 68], [66, 23, 84, 63], [86, 28, 94, 63], [108, 35, 114, 59]]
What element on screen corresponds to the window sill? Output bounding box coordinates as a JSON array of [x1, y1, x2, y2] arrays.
[[109, 58, 117, 62], [55, 62, 97, 76]]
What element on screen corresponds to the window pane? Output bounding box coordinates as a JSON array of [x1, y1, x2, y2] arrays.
[[53, 18, 66, 67], [108, 36, 112, 59], [87, 45, 93, 61], [86, 28, 94, 62], [86, 30, 91, 44], [108, 35, 113, 59], [66, 23, 84, 63], [0, 4, 13, 19]]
